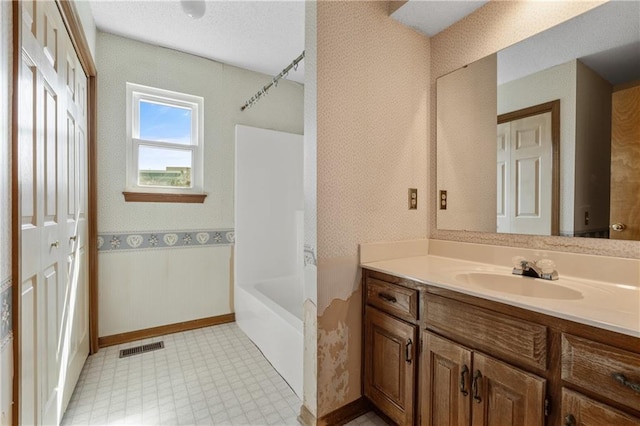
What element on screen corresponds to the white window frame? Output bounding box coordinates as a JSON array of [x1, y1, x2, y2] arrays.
[[125, 82, 204, 194]]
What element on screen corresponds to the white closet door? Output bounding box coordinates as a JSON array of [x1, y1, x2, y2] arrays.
[[19, 1, 89, 424], [59, 41, 90, 416]]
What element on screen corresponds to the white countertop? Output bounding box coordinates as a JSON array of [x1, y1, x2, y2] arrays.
[[361, 255, 640, 338]]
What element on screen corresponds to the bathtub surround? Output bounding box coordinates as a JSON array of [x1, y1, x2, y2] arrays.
[[314, 0, 430, 419], [96, 32, 303, 340], [235, 125, 304, 398]]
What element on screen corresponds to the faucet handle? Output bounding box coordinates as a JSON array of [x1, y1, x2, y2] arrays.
[[536, 259, 556, 274], [511, 256, 527, 269]]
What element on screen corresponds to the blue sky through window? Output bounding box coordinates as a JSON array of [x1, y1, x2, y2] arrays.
[[139, 100, 193, 170], [140, 100, 191, 143]]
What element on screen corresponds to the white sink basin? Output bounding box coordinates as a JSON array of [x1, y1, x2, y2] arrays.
[[455, 272, 583, 300]]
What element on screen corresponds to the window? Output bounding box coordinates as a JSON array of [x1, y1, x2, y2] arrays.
[[125, 83, 204, 201]]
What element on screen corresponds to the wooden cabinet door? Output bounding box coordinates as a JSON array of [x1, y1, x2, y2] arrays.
[[610, 83, 640, 240], [471, 353, 546, 426], [562, 388, 640, 426], [364, 306, 417, 426], [421, 332, 472, 426]]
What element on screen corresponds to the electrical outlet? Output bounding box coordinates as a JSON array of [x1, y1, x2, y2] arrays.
[[408, 188, 417, 210], [439, 190, 447, 210]]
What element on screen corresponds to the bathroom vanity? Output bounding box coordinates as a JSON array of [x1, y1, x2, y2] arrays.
[[360, 249, 640, 426]]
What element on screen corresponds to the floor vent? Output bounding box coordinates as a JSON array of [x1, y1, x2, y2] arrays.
[[119, 341, 164, 359]]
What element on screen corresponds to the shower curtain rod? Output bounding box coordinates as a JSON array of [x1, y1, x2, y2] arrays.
[[240, 51, 305, 111]]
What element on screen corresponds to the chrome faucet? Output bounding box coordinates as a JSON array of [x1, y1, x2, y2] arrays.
[[512, 257, 558, 281]]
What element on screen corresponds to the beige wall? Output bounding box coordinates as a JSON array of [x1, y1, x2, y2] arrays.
[[96, 32, 304, 336], [438, 54, 497, 233], [430, 0, 639, 258], [316, 1, 429, 416], [574, 61, 612, 235]]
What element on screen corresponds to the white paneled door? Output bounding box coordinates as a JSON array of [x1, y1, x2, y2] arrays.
[[19, 1, 89, 424], [497, 112, 553, 235]]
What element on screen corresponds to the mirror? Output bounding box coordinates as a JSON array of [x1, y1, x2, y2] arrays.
[[436, 1, 640, 240]]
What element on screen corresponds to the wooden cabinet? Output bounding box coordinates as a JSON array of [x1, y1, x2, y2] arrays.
[[561, 334, 640, 413], [561, 389, 640, 426], [421, 332, 545, 426], [471, 352, 545, 426], [364, 306, 417, 425], [363, 274, 419, 425], [421, 332, 471, 425], [361, 269, 640, 426]]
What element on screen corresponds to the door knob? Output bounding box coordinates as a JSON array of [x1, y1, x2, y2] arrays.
[[611, 223, 626, 232]]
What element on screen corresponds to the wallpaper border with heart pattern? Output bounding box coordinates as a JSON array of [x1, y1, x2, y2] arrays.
[[98, 229, 235, 252], [1, 277, 12, 350]]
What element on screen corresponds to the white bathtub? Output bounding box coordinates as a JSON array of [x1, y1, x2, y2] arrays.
[[235, 275, 303, 398]]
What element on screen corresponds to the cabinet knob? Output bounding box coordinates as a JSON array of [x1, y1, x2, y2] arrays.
[[611, 223, 626, 232], [564, 414, 576, 426], [50, 240, 60, 248]]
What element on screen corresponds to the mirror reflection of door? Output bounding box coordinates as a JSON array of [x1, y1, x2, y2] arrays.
[[610, 83, 640, 240], [497, 101, 560, 236]]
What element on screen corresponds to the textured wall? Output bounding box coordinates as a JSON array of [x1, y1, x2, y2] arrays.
[[0, 2, 11, 424], [430, 1, 639, 258], [437, 54, 497, 233], [97, 32, 303, 233], [316, 1, 429, 416], [97, 32, 304, 335], [74, 0, 96, 60], [574, 61, 612, 235]]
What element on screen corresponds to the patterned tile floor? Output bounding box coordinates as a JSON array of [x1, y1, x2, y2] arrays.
[[62, 323, 384, 426]]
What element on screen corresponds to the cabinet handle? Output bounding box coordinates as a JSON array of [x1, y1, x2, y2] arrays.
[[612, 373, 640, 393], [459, 364, 469, 396], [405, 339, 412, 364], [564, 414, 576, 426], [378, 292, 397, 303], [472, 370, 482, 403]]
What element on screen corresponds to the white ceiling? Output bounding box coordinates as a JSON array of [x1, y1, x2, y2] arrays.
[[391, 0, 488, 37], [497, 1, 640, 86], [89, 0, 306, 83]]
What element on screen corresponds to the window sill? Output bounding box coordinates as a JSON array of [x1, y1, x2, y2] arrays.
[[122, 192, 207, 204]]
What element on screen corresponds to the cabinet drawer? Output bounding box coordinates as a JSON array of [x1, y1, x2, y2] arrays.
[[562, 334, 640, 412], [562, 388, 640, 426], [426, 295, 547, 370], [366, 278, 418, 321]]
